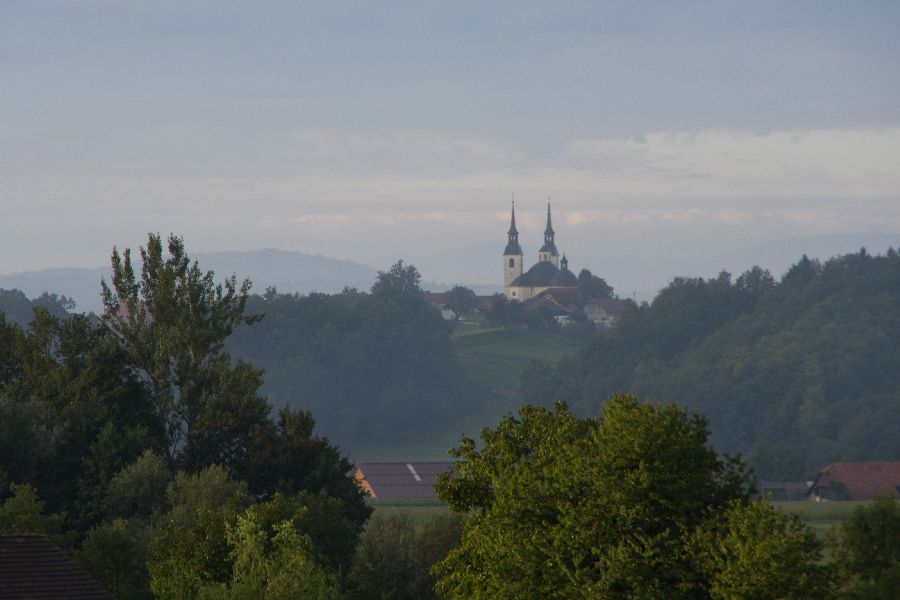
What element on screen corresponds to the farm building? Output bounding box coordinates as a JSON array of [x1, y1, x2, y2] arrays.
[[353, 462, 454, 500], [806, 461, 900, 501], [0, 535, 111, 599]]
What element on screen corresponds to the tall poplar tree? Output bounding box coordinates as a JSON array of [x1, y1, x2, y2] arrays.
[[101, 233, 265, 468]]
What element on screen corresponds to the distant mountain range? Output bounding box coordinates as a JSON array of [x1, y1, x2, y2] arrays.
[[1, 234, 896, 313], [0, 249, 380, 314]]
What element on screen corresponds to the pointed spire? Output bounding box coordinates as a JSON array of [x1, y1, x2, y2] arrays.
[[541, 200, 557, 255], [504, 197, 523, 256]]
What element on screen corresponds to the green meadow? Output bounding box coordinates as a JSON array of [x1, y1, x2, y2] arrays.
[[348, 326, 583, 461], [774, 500, 867, 538], [373, 499, 870, 535]]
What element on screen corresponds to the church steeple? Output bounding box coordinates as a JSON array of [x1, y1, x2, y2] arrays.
[[544, 202, 554, 239], [504, 200, 523, 256], [503, 199, 524, 290], [538, 201, 559, 265]]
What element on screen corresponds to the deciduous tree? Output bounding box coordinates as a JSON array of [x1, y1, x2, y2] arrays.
[[435, 396, 780, 598], [101, 233, 262, 465]]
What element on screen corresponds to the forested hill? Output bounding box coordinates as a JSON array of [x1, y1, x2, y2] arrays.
[[0, 289, 73, 327], [523, 248, 900, 480], [225, 272, 476, 450]]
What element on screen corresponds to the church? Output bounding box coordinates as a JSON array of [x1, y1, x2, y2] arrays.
[[503, 202, 578, 301]]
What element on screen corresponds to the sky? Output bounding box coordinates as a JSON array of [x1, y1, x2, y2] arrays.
[[2, 1, 899, 287]]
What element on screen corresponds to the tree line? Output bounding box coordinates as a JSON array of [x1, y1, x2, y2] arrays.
[[225, 260, 478, 448], [0, 235, 371, 597], [522, 249, 900, 480], [2, 236, 899, 598]]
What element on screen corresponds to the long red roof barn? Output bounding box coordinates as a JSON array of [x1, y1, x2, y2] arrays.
[[354, 462, 454, 499], [806, 462, 900, 501]]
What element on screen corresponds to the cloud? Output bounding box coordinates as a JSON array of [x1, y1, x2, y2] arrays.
[[2, 127, 898, 273], [562, 128, 900, 201]]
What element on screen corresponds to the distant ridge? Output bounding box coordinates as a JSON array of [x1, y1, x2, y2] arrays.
[[0, 249, 379, 314]]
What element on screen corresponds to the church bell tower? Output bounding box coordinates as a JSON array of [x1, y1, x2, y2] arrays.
[[503, 200, 524, 288], [537, 201, 560, 266]]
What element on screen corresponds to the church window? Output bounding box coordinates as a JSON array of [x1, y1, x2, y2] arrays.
[[508, 258, 514, 268]]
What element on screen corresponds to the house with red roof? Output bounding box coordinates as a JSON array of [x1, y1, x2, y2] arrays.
[[353, 462, 454, 500], [805, 462, 900, 501]]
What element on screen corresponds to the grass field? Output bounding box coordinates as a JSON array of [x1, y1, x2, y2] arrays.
[[774, 500, 865, 538], [370, 500, 868, 536], [349, 327, 584, 461], [452, 327, 582, 390]]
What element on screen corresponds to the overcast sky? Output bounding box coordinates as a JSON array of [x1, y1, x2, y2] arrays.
[[2, 1, 899, 281]]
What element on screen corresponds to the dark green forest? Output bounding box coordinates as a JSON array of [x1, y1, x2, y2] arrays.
[[225, 261, 477, 448], [2, 238, 900, 597], [523, 249, 900, 479]]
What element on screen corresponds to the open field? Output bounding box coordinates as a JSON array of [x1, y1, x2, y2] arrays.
[[348, 328, 583, 461], [371, 500, 870, 535], [452, 327, 582, 390], [774, 501, 866, 538]]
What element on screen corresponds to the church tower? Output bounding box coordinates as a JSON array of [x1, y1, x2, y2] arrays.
[[503, 200, 524, 288], [537, 202, 559, 266]]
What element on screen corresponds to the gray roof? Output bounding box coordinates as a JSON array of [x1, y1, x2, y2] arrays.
[[355, 462, 454, 499], [510, 261, 559, 287], [0, 536, 111, 599], [538, 240, 559, 255], [550, 268, 578, 287], [504, 240, 523, 255]]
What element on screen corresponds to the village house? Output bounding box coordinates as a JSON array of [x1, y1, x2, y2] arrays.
[[353, 462, 454, 500], [805, 461, 900, 501]]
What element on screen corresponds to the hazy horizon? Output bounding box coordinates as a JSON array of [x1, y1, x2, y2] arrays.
[[2, 2, 898, 278]]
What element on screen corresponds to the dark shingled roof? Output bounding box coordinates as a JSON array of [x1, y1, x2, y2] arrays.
[[511, 261, 578, 288], [538, 240, 559, 255], [0, 536, 111, 599], [510, 261, 559, 287], [807, 462, 900, 501], [523, 287, 581, 314], [549, 268, 578, 287], [354, 462, 454, 499]]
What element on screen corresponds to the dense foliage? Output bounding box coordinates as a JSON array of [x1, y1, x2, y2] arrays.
[[523, 250, 900, 479], [0, 234, 371, 598], [830, 494, 900, 598], [435, 396, 831, 599], [346, 512, 463, 600], [226, 261, 475, 447]]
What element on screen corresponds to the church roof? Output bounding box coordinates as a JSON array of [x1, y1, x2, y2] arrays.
[[510, 261, 558, 287], [550, 267, 578, 287], [504, 240, 523, 255], [538, 241, 559, 255]]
